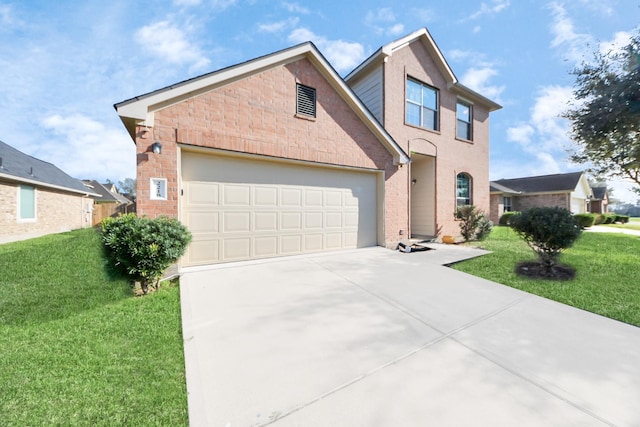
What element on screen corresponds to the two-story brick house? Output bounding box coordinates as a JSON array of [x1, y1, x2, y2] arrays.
[[346, 28, 501, 239], [115, 28, 500, 267]]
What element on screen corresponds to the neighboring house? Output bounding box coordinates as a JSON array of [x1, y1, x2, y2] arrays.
[[114, 28, 500, 267], [489, 171, 594, 223], [590, 186, 609, 214], [82, 180, 133, 225], [0, 140, 98, 244]]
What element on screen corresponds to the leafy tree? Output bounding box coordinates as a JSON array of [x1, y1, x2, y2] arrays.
[[101, 214, 192, 294], [564, 31, 640, 193], [117, 178, 137, 201], [510, 207, 582, 271]]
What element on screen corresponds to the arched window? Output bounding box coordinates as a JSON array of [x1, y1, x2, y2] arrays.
[[456, 173, 472, 206]]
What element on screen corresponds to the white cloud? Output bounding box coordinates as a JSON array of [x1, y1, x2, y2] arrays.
[[460, 66, 505, 101], [40, 114, 135, 182], [365, 8, 405, 36], [504, 85, 574, 176], [506, 124, 535, 145], [287, 28, 365, 73], [411, 8, 436, 24], [599, 31, 632, 56], [467, 0, 510, 20], [135, 21, 210, 72], [282, 2, 310, 14], [258, 17, 299, 33], [547, 2, 592, 64]]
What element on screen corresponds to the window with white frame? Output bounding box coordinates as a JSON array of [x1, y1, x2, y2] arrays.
[[406, 78, 439, 130], [456, 101, 473, 140], [456, 173, 472, 206], [503, 196, 512, 212], [18, 185, 36, 221]]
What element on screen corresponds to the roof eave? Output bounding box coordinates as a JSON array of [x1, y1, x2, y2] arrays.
[[0, 171, 100, 197], [115, 42, 410, 165]]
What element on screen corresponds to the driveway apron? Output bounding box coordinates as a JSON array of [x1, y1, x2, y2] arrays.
[[180, 247, 640, 427]]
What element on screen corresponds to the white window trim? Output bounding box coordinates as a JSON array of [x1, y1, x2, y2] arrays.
[[406, 77, 439, 131], [150, 178, 168, 201], [17, 185, 37, 223], [456, 100, 473, 141]]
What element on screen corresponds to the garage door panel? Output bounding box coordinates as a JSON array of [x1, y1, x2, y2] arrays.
[[281, 212, 302, 230], [254, 186, 278, 206], [182, 152, 378, 266], [187, 211, 219, 233], [304, 234, 323, 251], [281, 188, 302, 206], [223, 184, 251, 206], [223, 212, 251, 232], [305, 212, 323, 229], [281, 235, 302, 254], [325, 191, 342, 207], [255, 212, 278, 231], [188, 182, 219, 205], [224, 238, 252, 259], [254, 237, 278, 257]]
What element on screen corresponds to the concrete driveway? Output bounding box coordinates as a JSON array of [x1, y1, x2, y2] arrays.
[[180, 246, 640, 426]]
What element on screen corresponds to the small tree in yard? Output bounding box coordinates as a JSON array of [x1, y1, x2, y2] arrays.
[[510, 207, 582, 279], [454, 205, 493, 242], [101, 214, 192, 294]]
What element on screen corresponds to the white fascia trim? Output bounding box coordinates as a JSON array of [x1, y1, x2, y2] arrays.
[[0, 172, 100, 197]]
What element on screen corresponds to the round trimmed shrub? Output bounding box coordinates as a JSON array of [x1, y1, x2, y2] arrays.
[[574, 213, 596, 228], [101, 214, 192, 294], [510, 207, 582, 269], [499, 211, 520, 226]]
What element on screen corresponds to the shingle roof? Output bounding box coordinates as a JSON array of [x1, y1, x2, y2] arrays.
[[82, 180, 131, 204], [491, 171, 584, 194], [0, 140, 97, 195], [591, 186, 608, 200]]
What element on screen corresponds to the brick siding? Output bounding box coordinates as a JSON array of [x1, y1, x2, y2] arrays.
[[0, 180, 93, 243]]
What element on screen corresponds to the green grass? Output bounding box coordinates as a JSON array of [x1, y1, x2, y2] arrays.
[[0, 229, 188, 426], [454, 226, 640, 326], [602, 221, 640, 231]]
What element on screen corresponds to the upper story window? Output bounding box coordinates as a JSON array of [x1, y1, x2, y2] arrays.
[[296, 83, 316, 118], [406, 78, 438, 131], [456, 173, 472, 207], [18, 185, 36, 221], [456, 101, 473, 141]]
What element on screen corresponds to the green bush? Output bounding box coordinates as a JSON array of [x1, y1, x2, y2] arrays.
[[594, 214, 605, 225], [602, 213, 616, 224], [574, 213, 596, 228], [101, 214, 192, 294], [615, 214, 630, 224], [454, 205, 493, 242], [510, 207, 582, 269], [499, 211, 520, 226]]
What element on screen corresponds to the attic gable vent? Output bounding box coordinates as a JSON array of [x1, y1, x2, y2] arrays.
[[296, 83, 316, 118]]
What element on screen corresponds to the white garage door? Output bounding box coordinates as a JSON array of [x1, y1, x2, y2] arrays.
[[181, 151, 379, 266], [571, 197, 585, 214]]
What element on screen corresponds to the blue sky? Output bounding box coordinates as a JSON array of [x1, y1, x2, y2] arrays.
[[1, 0, 638, 202]]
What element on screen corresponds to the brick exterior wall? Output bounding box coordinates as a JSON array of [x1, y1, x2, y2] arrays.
[[512, 193, 570, 212], [0, 180, 93, 244], [489, 194, 503, 224], [136, 57, 404, 246], [381, 40, 492, 238]]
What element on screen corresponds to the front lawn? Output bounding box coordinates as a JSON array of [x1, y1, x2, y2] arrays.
[[453, 226, 640, 327], [0, 229, 188, 425]]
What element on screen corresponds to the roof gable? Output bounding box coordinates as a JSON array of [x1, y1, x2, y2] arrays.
[[115, 42, 410, 165], [0, 141, 97, 196], [491, 172, 589, 194], [82, 180, 131, 203], [345, 28, 501, 112]]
